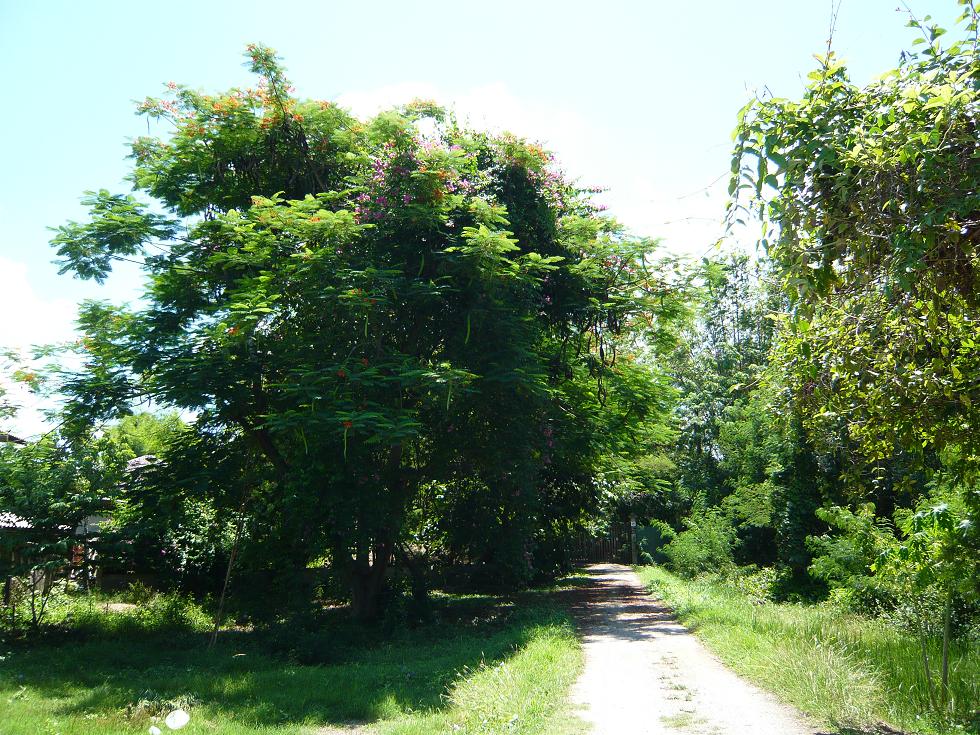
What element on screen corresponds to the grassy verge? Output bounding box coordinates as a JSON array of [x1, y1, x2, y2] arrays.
[[0, 590, 583, 735], [635, 565, 979, 735]]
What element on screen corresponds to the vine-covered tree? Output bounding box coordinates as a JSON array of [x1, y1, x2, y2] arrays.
[[729, 2, 980, 499], [726, 2, 979, 714]]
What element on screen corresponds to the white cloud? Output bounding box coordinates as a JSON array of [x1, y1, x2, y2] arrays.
[[339, 82, 601, 183], [609, 175, 731, 258], [337, 81, 723, 257], [0, 257, 78, 349], [337, 82, 442, 119], [0, 257, 79, 439]]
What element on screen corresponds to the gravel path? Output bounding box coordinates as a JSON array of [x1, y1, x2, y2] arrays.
[[567, 564, 822, 735]]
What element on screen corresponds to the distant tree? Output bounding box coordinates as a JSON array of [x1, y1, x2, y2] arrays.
[[105, 411, 184, 458], [0, 350, 35, 444], [0, 432, 127, 631], [668, 255, 778, 511]]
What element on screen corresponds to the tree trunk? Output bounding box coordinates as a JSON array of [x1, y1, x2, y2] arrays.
[[940, 590, 953, 709], [209, 497, 248, 649], [348, 548, 390, 621], [919, 620, 938, 711], [397, 545, 431, 617]]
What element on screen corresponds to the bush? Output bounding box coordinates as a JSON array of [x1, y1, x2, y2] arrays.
[[662, 509, 736, 578], [134, 592, 210, 632], [636, 520, 675, 565], [729, 565, 777, 603], [122, 581, 156, 605]]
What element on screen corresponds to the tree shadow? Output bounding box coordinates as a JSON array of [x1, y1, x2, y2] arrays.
[[2, 594, 558, 730], [817, 727, 909, 735], [558, 563, 697, 643]]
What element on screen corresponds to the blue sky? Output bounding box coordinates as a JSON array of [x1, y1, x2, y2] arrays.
[[0, 0, 964, 434]]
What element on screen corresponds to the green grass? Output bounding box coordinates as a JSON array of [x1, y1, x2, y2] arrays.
[[635, 565, 979, 735], [0, 590, 584, 735]]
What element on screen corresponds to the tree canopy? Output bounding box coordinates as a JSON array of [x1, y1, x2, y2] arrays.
[[49, 45, 681, 617], [729, 2, 980, 494]]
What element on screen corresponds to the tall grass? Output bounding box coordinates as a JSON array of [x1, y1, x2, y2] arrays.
[[636, 565, 979, 734], [384, 612, 584, 735]]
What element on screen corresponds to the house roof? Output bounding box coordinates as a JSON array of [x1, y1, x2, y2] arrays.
[[125, 454, 159, 473], [0, 512, 32, 530], [0, 432, 26, 445]]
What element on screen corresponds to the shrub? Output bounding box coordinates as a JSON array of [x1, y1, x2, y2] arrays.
[[662, 509, 736, 578], [134, 592, 210, 633], [122, 581, 156, 605], [636, 520, 675, 565], [729, 565, 777, 603]]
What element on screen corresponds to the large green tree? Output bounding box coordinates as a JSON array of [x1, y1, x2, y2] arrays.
[[51, 46, 677, 617]]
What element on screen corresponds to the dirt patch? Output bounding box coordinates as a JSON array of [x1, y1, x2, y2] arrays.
[[306, 723, 372, 735], [104, 603, 138, 613]]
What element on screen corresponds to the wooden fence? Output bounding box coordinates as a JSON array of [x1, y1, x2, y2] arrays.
[[565, 526, 631, 564]]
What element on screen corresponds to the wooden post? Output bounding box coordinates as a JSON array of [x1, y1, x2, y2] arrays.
[[209, 489, 250, 650], [630, 514, 638, 566]]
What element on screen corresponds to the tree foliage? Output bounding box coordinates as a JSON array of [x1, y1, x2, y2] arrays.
[[730, 2, 980, 490], [49, 46, 680, 617], [710, 5, 980, 720]]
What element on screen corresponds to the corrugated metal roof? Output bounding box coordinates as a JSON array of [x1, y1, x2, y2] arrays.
[[125, 455, 159, 473], [0, 512, 32, 529]]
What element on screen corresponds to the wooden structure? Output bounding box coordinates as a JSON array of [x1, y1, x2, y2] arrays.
[[565, 524, 632, 564]]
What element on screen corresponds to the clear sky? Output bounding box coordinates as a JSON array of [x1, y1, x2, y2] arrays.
[[0, 0, 964, 434]]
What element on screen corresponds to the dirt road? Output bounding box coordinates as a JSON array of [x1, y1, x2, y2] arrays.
[[567, 564, 821, 735]]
